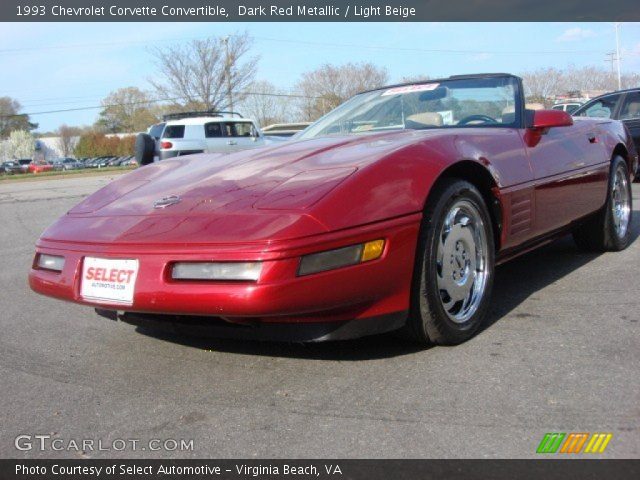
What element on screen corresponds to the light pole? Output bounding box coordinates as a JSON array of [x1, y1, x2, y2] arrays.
[[614, 23, 622, 90], [223, 36, 233, 112]]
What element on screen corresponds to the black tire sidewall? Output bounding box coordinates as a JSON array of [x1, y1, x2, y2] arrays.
[[415, 180, 495, 344], [135, 133, 155, 165]]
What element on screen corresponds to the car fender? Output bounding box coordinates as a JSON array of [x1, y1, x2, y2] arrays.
[[309, 132, 508, 233]]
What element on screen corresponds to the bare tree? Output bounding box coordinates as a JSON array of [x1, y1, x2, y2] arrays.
[[520, 66, 640, 104], [562, 66, 615, 92], [621, 72, 640, 90], [55, 124, 82, 157], [96, 87, 159, 133], [520, 68, 564, 104], [562, 66, 640, 92], [295, 62, 389, 121], [150, 33, 258, 112], [239, 81, 292, 127]]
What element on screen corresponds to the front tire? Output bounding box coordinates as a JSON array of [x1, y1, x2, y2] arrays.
[[573, 156, 632, 252], [406, 179, 495, 346]]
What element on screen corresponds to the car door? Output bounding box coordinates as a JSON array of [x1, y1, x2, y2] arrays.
[[618, 91, 640, 159], [204, 121, 235, 153], [525, 99, 619, 236], [223, 121, 264, 151]]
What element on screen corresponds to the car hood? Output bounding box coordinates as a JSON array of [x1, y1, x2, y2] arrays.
[[42, 131, 433, 245]]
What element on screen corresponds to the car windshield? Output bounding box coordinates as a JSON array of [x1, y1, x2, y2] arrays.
[[298, 76, 520, 140]]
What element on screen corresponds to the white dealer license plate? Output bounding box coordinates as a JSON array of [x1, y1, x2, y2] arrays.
[[81, 257, 139, 305]]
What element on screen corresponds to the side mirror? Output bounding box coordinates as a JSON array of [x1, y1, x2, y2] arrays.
[[531, 110, 573, 130], [525, 110, 573, 147]]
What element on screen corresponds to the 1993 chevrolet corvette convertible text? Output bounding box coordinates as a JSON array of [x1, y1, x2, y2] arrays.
[[29, 74, 637, 345]]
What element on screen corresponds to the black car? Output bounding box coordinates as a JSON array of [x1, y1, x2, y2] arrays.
[[2, 161, 24, 175], [573, 88, 640, 177]]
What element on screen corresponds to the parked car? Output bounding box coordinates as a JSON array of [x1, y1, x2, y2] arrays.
[[120, 157, 138, 167], [28, 160, 53, 174], [17, 159, 32, 173], [551, 102, 582, 114], [84, 157, 101, 168], [573, 88, 640, 177], [1, 161, 25, 175], [53, 157, 84, 170], [261, 122, 312, 137], [94, 156, 113, 168], [135, 111, 265, 164], [29, 73, 636, 345], [49, 160, 65, 171]]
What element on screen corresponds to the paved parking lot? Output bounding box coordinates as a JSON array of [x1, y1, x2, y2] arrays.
[[0, 174, 638, 459]]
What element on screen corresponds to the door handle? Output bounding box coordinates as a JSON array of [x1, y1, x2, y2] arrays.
[[227, 140, 237, 146]]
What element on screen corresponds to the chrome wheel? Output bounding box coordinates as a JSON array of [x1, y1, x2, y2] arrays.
[[612, 165, 631, 239], [435, 200, 489, 324]]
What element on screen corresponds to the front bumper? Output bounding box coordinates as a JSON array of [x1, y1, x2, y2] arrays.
[[104, 310, 407, 342], [29, 214, 421, 334]]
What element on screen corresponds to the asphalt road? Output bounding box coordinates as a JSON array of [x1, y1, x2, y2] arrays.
[[1, 173, 638, 459]]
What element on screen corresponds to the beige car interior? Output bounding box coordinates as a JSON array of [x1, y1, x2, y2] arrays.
[[621, 99, 640, 119], [405, 112, 444, 127]]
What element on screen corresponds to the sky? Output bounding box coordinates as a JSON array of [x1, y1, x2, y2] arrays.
[[1, 22, 639, 132]]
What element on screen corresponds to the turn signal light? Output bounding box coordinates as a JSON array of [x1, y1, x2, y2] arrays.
[[298, 239, 385, 276]]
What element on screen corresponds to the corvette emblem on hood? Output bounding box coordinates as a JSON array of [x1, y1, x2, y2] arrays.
[[153, 195, 181, 209]]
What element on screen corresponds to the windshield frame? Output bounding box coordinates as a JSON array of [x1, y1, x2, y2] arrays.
[[298, 74, 525, 140]]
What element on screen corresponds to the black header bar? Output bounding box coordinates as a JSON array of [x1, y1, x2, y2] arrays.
[[0, 0, 638, 22], [1, 459, 640, 480]]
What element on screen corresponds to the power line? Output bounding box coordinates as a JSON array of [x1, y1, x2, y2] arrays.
[[0, 31, 620, 57], [251, 35, 608, 56], [0, 91, 322, 119]]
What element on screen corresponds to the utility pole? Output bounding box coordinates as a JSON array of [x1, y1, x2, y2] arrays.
[[605, 52, 616, 77], [614, 23, 622, 90], [223, 36, 233, 112]]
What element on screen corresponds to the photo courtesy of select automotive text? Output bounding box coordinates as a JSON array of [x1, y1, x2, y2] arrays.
[[1, 0, 639, 478]]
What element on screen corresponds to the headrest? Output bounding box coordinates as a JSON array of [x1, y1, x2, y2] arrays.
[[502, 103, 545, 115], [406, 112, 443, 127], [627, 101, 640, 114]]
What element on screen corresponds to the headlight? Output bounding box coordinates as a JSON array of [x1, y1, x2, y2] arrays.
[[298, 239, 385, 276], [172, 262, 262, 281], [36, 254, 65, 272]]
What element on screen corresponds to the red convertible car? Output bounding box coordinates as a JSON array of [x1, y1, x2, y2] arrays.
[[29, 74, 637, 345]]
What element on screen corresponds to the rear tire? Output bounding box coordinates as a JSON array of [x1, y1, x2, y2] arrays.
[[404, 179, 495, 346], [572, 156, 632, 252]]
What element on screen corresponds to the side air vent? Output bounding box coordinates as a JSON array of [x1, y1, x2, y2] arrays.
[[509, 194, 532, 235]]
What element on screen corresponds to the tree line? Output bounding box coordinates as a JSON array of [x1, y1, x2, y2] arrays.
[[1, 31, 639, 155]]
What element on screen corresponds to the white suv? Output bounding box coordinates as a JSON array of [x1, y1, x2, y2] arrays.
[[135, 111, 265, 164]]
